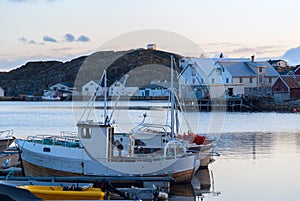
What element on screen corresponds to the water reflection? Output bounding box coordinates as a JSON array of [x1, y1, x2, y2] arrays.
[[216, 132, 274, 160], [170, 168, 221, 201]]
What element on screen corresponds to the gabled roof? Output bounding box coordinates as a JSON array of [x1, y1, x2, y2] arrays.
[[52, 82, 74, 87], [218, 61, 279, 77], [178, 58, 216, 78], [218, 61, 257, 77], [280, 75, 300, 89], [247, 62, 279, 77], [82, 80, 101, 87]]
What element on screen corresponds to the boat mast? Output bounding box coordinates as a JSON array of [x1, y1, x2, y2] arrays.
[[170, 55, 175, 139], [103, 70, 108, 125]]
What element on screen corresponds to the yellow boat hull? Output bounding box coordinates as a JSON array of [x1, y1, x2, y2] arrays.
[[17, 185, 105, 200]]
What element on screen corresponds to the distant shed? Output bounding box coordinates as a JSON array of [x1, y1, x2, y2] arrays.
[[147, 44, 157, 50]]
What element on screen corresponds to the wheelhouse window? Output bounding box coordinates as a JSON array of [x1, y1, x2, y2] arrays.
[[81, 128, 92, 138]]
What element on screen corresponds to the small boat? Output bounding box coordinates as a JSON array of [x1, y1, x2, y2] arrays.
[[0, 130, 15, 152], [0, 182, 42, 201], [17, 185, 105, 200], [41, 90, 61, 101]]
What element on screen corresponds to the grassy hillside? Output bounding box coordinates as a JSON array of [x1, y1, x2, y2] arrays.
[[0, 49, 182, 97]]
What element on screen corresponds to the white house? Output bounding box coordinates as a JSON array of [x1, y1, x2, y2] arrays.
[[218, 60, 279, 96], [50, 82, 74, 92], [178, 57, 279, 98], [109, 80, 138, 97], [0, 87, 5, 97], [179, 57, 241, 98], [268, 59, 288, 72], [82, 80, 102, 96]]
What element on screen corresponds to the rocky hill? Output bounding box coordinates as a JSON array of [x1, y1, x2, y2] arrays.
[[0, 49, 182, 97]]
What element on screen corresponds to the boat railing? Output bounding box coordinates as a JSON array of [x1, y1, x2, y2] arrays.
[[59, 131, 78, 137], [26, 134, 81, 148], [0, 129, 14, 138]]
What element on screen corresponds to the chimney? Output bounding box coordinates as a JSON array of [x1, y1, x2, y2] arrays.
[[220, 52, 223, 58], [251, 55, 255, 62]]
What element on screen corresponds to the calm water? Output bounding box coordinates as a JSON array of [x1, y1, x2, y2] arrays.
[[1, 101, 300, 201]]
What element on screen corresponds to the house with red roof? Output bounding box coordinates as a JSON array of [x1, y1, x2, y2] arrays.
[[272, 75, 300, 101]]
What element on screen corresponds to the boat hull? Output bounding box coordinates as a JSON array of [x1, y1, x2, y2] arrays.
[[17, 140, 196, 183], [22, 160, 194, 183]]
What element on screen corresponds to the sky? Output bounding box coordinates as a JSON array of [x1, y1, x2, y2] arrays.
[[1, 0, 300, 71]]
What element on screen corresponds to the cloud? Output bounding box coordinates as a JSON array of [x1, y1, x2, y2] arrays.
[[28, 40, 37, 44], [64, 33, 75, 42], [76, 35, 90, 42], [51, 47, 76, 51], [43, 36, 57, 43], [19, 33, 90, 45], [18, 36, 44, 45], [18, 36, 28, 43]]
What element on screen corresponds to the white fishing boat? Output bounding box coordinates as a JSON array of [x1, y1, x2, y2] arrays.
[[16, 56, 197, 183]]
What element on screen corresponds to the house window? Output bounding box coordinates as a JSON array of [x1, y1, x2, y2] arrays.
[[239, 78, 243, 83], [249, 77, 253, 83], [90, 82, 93, 85], [85, 87, 88, 91], [259, 77, 262, 83], [226, 78, 229, 83], [269, 77, 272, 83], [201, 78, 204, 84], [259, 68, 262, 73], [62, 87, 65, 90], [212, 78, 215, 84], [192, 79, 195, 84]]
